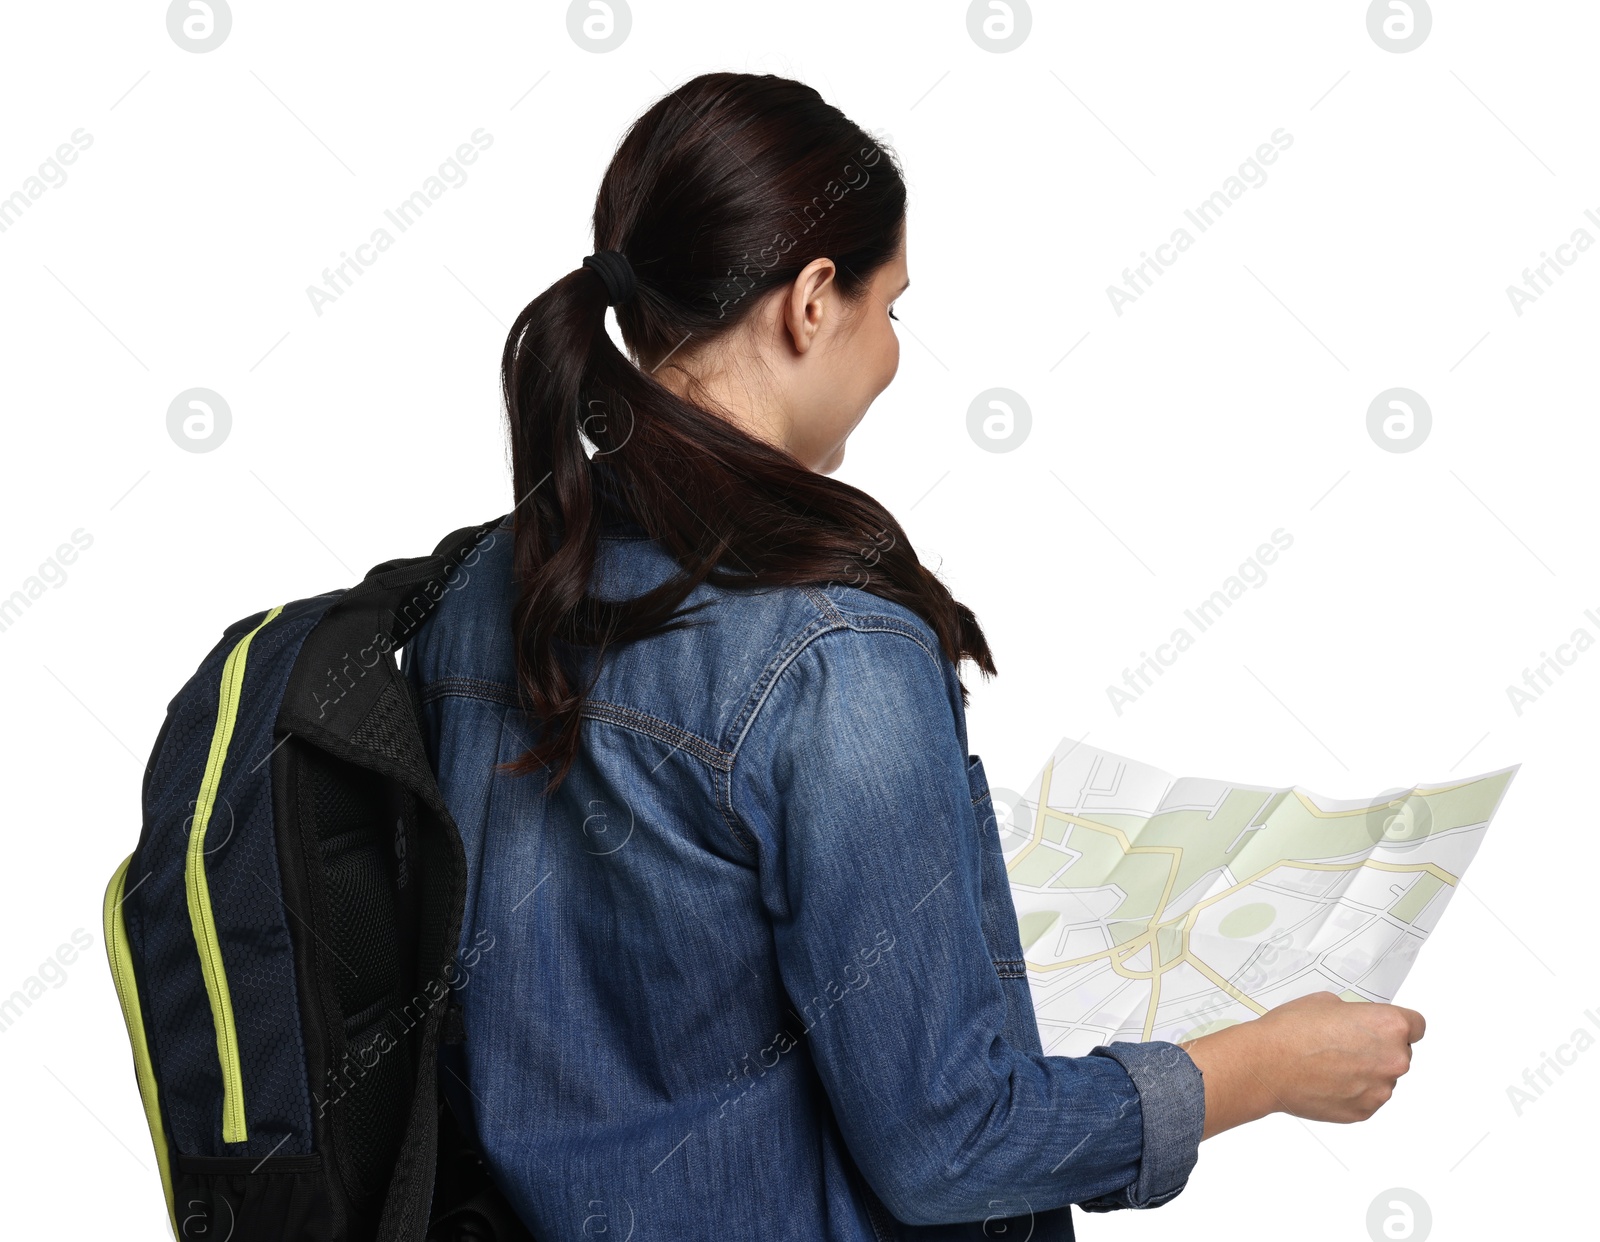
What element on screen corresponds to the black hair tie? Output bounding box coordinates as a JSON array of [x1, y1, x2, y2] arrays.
[[582, 250, 637, 307]]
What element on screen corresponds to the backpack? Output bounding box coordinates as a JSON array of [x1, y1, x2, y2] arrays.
[[102, 519, 535, 1241]]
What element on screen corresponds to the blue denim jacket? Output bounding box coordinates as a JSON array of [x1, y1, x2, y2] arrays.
[[404, 515, 1205, 1240]]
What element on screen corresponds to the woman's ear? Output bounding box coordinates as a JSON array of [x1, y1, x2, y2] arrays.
[[782, 257, 838, 355]]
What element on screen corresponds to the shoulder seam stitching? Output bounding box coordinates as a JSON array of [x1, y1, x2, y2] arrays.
[[418, 678, 734, 770], [728, 615, 944, 762], [719, 614, 947, 859], [582, 700, 732, 771]]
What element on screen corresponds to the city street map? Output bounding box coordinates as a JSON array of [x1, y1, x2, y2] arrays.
[[1000, 741, 1518, 1056]]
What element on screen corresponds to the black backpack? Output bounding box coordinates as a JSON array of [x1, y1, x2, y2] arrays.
[[103, 519, 535, 1241]]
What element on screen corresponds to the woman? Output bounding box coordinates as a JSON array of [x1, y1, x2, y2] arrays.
[[406, 71, 1423, 1240]]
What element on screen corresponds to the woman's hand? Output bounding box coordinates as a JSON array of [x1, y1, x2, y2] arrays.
[[1179, 991, 1426, 1139]]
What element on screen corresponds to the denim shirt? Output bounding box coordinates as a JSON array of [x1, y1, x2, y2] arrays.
[[404, 516, 1205, 1240]]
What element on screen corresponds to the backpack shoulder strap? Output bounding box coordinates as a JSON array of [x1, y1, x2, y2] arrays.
[[280, 518, 504, 766], [274, 517, 508, 1242]]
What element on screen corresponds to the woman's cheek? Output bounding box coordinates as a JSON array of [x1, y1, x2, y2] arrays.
[[880, 326, 900, 390]]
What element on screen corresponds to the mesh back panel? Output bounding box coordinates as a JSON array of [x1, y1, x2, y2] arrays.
[[340, 1013, 413, 1208], [322, 832, 402, 1019], [299, 748, 417, 1220]]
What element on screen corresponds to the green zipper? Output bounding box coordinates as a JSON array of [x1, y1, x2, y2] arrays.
[[185, 604, 282, 1144], [105, 854, 178, 1240]]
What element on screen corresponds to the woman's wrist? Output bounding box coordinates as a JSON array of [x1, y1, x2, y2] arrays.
[[1179, 1022, 1281, 1139]]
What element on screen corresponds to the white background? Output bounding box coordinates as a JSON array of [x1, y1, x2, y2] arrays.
[[1, 2, 1593, 1238]]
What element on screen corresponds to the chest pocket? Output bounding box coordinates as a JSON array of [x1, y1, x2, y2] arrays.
[[965, 754, 1029, 981]]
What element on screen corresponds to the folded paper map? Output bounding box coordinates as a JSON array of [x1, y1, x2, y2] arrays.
[[1000, 741, 1518, 1057]]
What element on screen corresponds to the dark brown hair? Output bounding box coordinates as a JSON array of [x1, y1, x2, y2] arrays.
[[501, 71, 994, 788]]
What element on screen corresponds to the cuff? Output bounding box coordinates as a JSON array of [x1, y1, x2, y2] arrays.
[[1078, 1041, 1205, 1212]]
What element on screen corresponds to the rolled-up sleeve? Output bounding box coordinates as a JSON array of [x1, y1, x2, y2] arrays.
[[728, 618, 1204, 1227], [1080, 1041, 1206, 1210]]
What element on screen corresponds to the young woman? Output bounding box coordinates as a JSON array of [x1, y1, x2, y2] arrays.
[[406, 71, 1424, 1241]]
